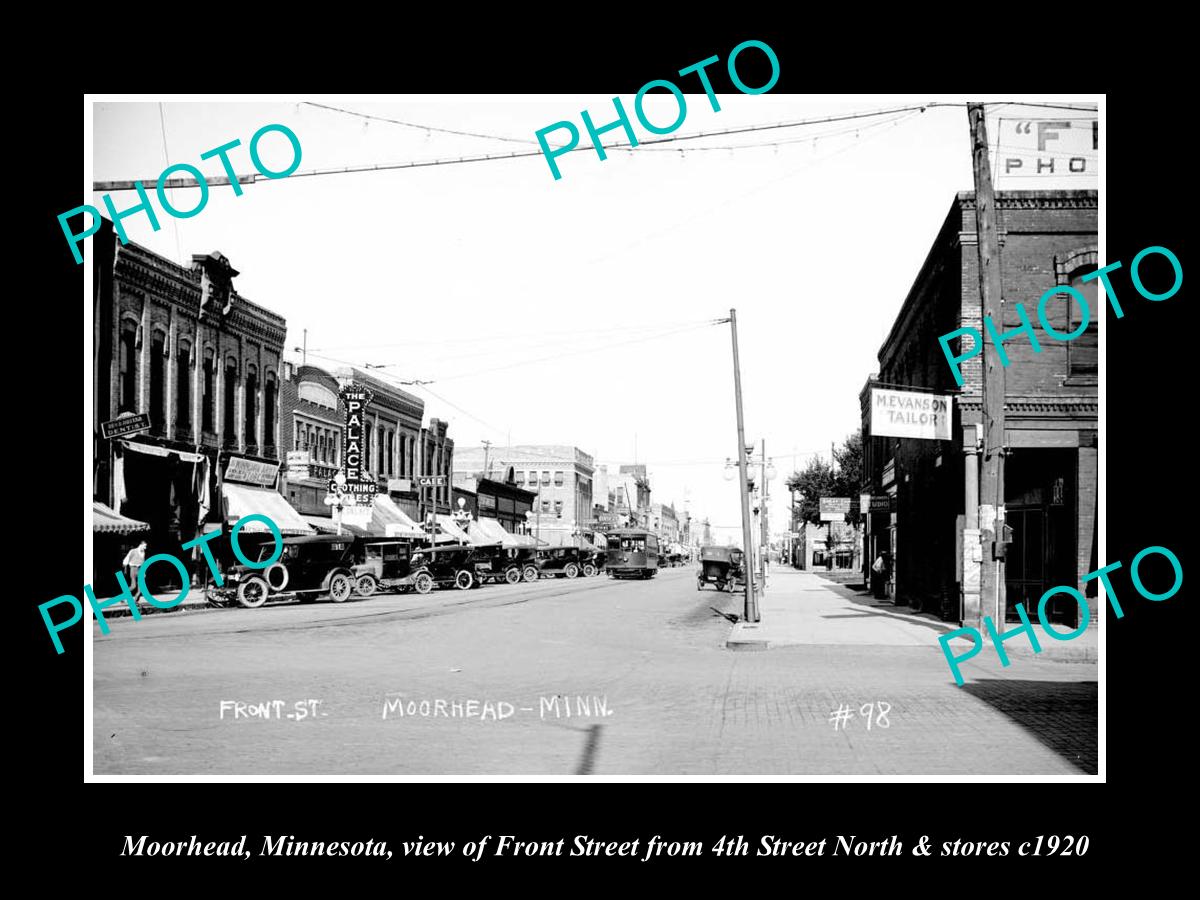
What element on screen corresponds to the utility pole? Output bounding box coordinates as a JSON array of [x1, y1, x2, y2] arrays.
[[481, 439, 492, 478], [726, 309, 758, 622], [760, 439, 769, 587], [302, 328, 307, 366], [967, 103, 1007, 630]]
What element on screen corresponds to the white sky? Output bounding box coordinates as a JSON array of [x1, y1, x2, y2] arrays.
[[91, 94, 1097, 539]]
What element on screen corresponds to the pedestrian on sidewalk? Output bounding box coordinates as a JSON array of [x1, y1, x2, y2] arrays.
[[123, 540, 147, 598], [871, 550, 892, 600]]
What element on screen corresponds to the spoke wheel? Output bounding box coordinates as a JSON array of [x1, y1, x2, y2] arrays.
[[523, 565, 538, 583], [455, 569, 475, 591], [328, 572, 353, 603], [237, 576, 270, 609], [583, 564, 597, 577], [565, 563, 579, 579], [505, 567, 522, 585], [414, 572, 434, 594], [355, 574, 378, 597]]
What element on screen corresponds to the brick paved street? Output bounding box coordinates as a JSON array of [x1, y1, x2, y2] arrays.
[[93, 566, 1097, 776]]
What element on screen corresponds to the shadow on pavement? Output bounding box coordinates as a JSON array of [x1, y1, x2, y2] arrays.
[[816, 577, 957, 636], [960, 679, 1097, 774], [819, 604, 957, 637], [575, 724, 603, 775]]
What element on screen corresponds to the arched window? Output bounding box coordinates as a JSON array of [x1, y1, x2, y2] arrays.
[[264, 370, 277, 452], [1067, 265, 1098, 377], [385, 430, 394, 476], [149, 329, 167, 433], [223, 357, 238, 438], [244, 363, 258, 449], [176, 339, 192, 433], [118, 319, 139, 413], [202, 347, 216, 432]]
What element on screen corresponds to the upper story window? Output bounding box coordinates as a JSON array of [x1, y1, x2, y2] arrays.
[[224, 357, 238, 435], [541, 471, 551, 485], [554, 471, 564, 487], [176, 339, 192, 431], [149, 329, 167, 431], [202, 348, 216, 432], [118, 319, 139, 413], [264, 371, 277, 448], [244, 363, 259, 443], [1067, 265, 1098, 378]]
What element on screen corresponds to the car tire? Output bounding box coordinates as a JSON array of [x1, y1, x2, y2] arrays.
[[505, 567, 522, 585], [237, 576, 270, 609], [454, 569, 474, 591], [264, 563, 289, 592], [523, 565, 538, 583], [583, 563, 597, 577], [414, 572, 434, 595], [328, 572, 354, 603], [355, 574, 378, 597], [565, 563, 579, 579]]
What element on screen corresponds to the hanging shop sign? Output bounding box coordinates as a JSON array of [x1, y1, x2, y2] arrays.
[[870, 388, 952, 441], [224, 455, 279, 488], [819, 497, 851, 522], [101, 412, 152, 439]]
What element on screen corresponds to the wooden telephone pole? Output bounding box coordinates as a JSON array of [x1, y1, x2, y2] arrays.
[[967, 103, 1007, 629], [727, 309, 758, 623]]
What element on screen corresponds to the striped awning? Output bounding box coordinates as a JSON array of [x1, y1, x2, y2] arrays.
[[436, 515, 495, 546], [372, 495, 424, 538], [473, 516, 539, 549], [223, 483, 314, 535], [93, 501, 150, 535]]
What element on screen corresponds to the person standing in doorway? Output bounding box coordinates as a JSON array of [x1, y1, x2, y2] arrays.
[[871, 551, 886, 599], [123, 539, 148, 598]]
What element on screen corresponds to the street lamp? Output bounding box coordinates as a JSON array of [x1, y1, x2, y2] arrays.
[[323, 471, 349, 536]]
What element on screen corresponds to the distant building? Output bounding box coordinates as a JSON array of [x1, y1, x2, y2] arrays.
[[452, 465, 537, 534], [456, 445, 594, 541]]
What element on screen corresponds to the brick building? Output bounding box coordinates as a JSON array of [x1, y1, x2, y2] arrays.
[[456, 445, 594, 543], [92, 219, 305, 587], [860, 189, 1098, 627]]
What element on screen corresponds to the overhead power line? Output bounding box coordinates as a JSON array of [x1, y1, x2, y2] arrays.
[[301, 101, 537, 145]]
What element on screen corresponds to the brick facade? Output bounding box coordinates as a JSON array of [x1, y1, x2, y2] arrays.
[[862, 190, 1098, 627]]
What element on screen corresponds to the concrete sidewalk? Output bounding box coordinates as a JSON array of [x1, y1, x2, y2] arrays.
[[727, 567, 1097, 663]]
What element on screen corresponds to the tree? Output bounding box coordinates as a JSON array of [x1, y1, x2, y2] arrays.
[[785, 430, 864, 527]]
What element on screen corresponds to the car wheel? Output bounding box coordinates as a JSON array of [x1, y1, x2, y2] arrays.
[[414, 572, 434, 595], [454, 569, 474, 591], [237, 576, 270, 609], [583, 564, 597, 577], [565, 563, 579, 579], [505, 567, 522, 585], [355, 574, 378, 597], [264, 562, 289, 592], [523, 565, 538, 583], [328, 572, 354, 602]]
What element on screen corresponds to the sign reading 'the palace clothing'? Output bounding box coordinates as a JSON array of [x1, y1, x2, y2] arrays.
[[870, 388, 952, 441]]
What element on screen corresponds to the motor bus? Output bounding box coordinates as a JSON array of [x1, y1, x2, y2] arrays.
[[604, 528, 659, 579]]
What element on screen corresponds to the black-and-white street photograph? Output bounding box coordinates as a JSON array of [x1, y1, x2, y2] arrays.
[[84, 92, 1102, 777]]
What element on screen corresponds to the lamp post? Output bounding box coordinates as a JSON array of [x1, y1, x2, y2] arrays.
[[323, 470, 349, 536]]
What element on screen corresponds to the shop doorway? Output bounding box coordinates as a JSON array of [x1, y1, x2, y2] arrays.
[[1004, 449, 1078, 626]]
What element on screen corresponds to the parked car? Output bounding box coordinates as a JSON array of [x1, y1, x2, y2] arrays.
[[351, 540, 414, 596], [213, 535, 358, 608], [536, 547, 586, 579], [472, 545, 530, 585], [408, 545, 493, 592], [696, 545, 745, 592]]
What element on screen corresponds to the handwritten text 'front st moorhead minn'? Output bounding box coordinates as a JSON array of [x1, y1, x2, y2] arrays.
[[381, 695, 612, 721]]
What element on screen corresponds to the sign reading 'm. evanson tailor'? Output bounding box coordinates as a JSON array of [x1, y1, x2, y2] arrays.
[[870, 388, 952, 441]]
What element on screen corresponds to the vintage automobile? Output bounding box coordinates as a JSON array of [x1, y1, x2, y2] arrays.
[[213, 534, 358, 609], [350, 540, 414, 597], [696, 545, 746, 593], [408, 545, 494, 592], [536, 546, 587, 579], [471, 545, 529, 585]]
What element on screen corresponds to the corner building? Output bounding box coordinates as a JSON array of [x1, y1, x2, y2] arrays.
[[860, 190, 1098, 628]]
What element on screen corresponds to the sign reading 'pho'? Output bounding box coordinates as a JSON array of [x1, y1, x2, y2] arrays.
[[870, 388, 952, 441]]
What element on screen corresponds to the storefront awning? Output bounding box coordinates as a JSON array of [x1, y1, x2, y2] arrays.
[[472, 516, 539, 549], [300, 514, 368, 537], [223, 483, 314, 535], [372, 495, 424, 538], [92, 501, 150, 535], [436, 515, 496, 546], [119, 439, 207, 464]]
